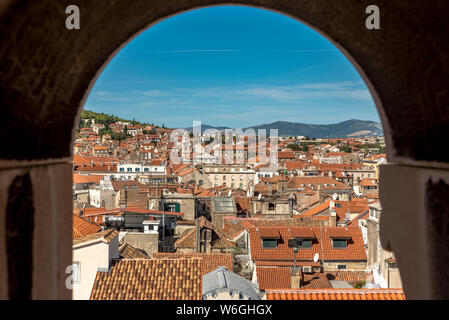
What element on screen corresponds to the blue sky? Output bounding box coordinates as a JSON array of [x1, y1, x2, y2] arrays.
[[85, 5, 379, 128]]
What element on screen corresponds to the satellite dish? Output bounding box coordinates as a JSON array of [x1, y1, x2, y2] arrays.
[[332, 193, 338, 201], [313, 253, 319, 263], [228, 190, 232, 197], [258, 193, 262, 200], [150, 203, 154, 209]]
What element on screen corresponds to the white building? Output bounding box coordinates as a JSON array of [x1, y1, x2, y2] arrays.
[[88, 177, 117, 208], [115, 162, 166, 180], [72, 229, 119, 300]]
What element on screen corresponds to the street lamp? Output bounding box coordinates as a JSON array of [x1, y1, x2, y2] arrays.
[[293, 246, 298, 268]]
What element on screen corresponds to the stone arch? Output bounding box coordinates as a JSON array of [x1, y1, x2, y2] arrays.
[[0, 0, 448, 299]]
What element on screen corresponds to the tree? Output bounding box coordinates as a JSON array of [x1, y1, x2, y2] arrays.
[[339, 145, 352, 153], [287, 144, 301, 151]]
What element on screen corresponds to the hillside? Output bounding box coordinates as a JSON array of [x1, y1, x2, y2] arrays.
[[185, 119, 383, 138]]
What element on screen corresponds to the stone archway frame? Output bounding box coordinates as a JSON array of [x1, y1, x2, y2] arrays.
[[1, 0, 449, 299]]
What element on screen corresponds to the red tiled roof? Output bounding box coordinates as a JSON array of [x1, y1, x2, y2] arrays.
[[257, 267, 290, 290], [152, 252, 233, 274], [258, 228, 281, 238], [266, 289, 406, 300], [327, 228, 351, 238], [300, 201, 330, 217], [73, 173, 103, 184], [249, 226, 366, 263], [72, 215, 102, 239], [90, 259, 202, 300]]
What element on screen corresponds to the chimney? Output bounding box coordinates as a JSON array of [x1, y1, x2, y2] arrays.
[[329, 208, 337, 227], [290, 267, 301, 289]]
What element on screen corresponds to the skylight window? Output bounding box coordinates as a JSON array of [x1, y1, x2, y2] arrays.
[[262, 238, 277, 249], [332, 239, 347, 248]]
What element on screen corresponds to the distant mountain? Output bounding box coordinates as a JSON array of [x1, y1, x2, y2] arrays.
[[244, 119, 383, 138], [185, 120, 383, 138], [184, 124, 232, 133]]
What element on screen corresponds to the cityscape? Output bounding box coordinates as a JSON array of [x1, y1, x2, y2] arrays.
[[71, 109, 403, 300], [1, 0, 447, 305], [68, 5, 405, 302]]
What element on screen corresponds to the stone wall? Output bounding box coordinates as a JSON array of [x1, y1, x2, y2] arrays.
[[122, 233, 159, 255]]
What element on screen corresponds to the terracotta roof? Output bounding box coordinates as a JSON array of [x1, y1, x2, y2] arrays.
[[174, 216, 235, 249], [73, 228, 118, 245], [285, 161, 310, 171], [255, 261, 322, 267], [278, 151, 296, 159], [152, 252, 233, 274], [288, 177, 351, 190], [327, 228, 351, 238], [73, 215, 102, 239], [265, 289, 406, 300], [326, 270, 373, 285], [259, 228, 281, 238], [333, 200, 370, 222], [73, 173, 103, 184], [360, 178, 377, 187], [90, 259, 202, 300], [257, 267, 290, 290], [288, 228, 315, 238], [119, 243, 149, 259], [249, 226, 366, 264], [257, 268, 333, 290], [300, 201, 331, 217], [301, 273, 333, 289], [110, 180, 147, 191]]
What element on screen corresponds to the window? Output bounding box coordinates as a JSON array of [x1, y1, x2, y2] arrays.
[[332, 239, 347, 248], [164, 202, 180, 212], [337, 264, 347, 270], [299, 239, 312, 248], [144, 168, 149, 172], [135, 168, 140, 172], [127, 168, 132, 172], [119, 168, 124, 172], [268, 203, 275, 211], [223, 175, 226, 180], [199, 180, 203, 186], [262, 239, 277, 248]]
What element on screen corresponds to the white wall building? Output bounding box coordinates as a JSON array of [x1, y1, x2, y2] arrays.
[[115, 163, 166, 180], [72, 229, 119, 300]]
